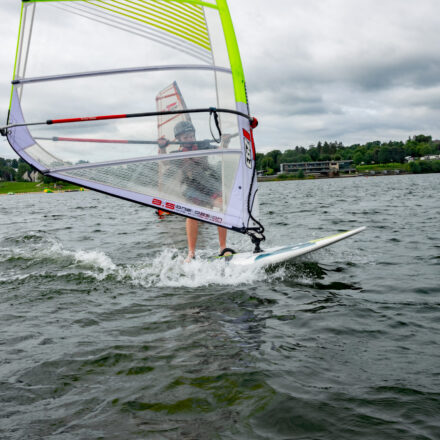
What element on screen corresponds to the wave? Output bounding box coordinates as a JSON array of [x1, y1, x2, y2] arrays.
[[0, 234, 279, 288]]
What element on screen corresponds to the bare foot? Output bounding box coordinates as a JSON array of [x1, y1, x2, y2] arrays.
[[184, 251, 195, 263]]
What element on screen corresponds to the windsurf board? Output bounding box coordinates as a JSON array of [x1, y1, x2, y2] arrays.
[[222, 226, 366, 267]]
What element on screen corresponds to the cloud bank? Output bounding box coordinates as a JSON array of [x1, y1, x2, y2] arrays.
[[1, 0, 440, 157]]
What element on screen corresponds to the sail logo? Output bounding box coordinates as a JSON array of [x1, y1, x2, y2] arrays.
[[244, 138, 252, 169], [151, 198, 222, 223], [153, 198, 175, 211], [195, 211, 223, 224], [243, 129, 254, 169]]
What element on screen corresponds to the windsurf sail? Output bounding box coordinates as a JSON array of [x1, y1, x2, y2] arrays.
[[156, 81, 191, 144], [2, 0, 264, 245]]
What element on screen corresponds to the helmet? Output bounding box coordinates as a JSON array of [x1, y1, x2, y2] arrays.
[[174, 120, 195, 138]]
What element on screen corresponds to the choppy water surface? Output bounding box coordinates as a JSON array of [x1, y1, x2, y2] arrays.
[[1, 174, 439, 440]]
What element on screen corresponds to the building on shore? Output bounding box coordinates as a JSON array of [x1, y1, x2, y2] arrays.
[[406, 155, 440, 162], [279, 160, 355, 176], [421, 154, 440, 161]]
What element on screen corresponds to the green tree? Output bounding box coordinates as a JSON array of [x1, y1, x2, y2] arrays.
[[43, 175, 57, 184], [255, 153, 265, 170], [417, 143, 434, 157], [261, 156, 275, 172], [408, 161, 421, 173], [266, 150, 282, 173], [378, 147, 392, 164], [16, 162, 32, 181], [353, 151, 364, 165], [0, 166, 16, 181], [413, 134, 432, 144], [309, 147, 319, 161]]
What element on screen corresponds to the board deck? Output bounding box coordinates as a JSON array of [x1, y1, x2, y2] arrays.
[[221, 227, 366, 267]]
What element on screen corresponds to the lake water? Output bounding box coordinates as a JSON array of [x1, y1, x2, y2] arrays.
[[1, 174, 439, 440]]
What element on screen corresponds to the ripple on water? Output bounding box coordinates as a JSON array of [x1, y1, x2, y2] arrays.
[[1, 174, 440, 439]]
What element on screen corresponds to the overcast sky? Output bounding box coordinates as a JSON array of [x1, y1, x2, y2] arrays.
[[1, 0, 440, 157]]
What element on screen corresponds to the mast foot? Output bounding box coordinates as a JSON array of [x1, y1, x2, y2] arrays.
[[250, 234, 264, 253]]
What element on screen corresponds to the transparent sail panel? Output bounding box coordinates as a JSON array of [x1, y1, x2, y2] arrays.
[[23, 110, 241, 167], [18, 69, 232, 125], [18, 99, 242, 221], [58, 150, 240, 214], [20, 1, 213, 79]]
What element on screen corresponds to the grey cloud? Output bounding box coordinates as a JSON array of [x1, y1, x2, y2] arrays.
[[2, 0, 440, 156], [249, 86, 332, 117]]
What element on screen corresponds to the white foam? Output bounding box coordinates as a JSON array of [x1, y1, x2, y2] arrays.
[[73, 249, 117, 280], [114, 248, 268, 288], [0, 238, 277, 287]]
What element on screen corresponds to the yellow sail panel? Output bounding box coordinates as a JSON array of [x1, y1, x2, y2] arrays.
[[87, 0, 211, 51]]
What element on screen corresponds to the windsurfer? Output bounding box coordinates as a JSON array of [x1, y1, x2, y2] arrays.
[[158, 120, 231, 262]]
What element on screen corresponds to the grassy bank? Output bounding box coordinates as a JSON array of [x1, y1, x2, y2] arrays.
[[357, 160, 440, 174], [258, 160, 440, 182], [0, 181, 82, 194], [259, 174, 317, 182], [356, 163, 409, 173]]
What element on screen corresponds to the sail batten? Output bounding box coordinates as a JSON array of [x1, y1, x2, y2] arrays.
[[5, 0, 263, 237], [13, 64, 232, 85]]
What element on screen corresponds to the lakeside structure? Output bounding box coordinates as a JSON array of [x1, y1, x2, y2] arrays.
[[279, 160, 356, 177], [406, 154, 440, 162]]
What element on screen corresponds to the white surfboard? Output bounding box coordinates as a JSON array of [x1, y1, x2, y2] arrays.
[[221, 226, 366, 267]]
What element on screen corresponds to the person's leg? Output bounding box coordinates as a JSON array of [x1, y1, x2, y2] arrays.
[[212, 196, 227, 253], [186, 218, 199, 261], [218, 226, 227, 253]]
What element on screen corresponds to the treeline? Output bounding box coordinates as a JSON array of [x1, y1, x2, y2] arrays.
[[0, 157, 54, 183], [0, 157, 30, 181], [3, 134, 439, 180], [407, 159, 440, 174], [256, 134, 440, 174]]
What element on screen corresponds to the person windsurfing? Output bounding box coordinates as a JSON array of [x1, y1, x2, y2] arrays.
[[158, 120, 233, 262]]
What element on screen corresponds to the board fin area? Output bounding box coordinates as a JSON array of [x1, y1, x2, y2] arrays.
[[224, 226, 366, 267]]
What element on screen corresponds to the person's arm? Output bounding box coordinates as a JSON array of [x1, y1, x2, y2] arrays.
[[157, 137, 169, 154]]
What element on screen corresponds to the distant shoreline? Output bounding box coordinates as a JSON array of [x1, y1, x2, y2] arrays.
[[0, 181, 84, 195], [1, 170, 437, 195], [0, 189, 85, 196], [257, 171, 440, 182]]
